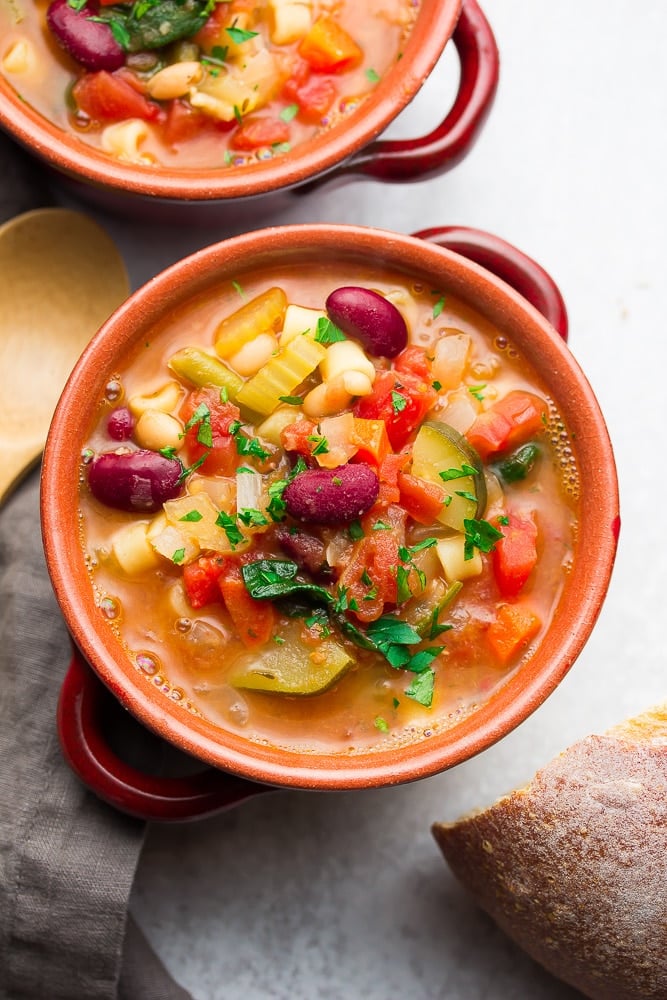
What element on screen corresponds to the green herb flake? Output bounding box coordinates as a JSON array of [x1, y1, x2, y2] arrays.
[[432, 296, 445, 319], [237, 508, 269, 527], [361, 569, 373, 587], [468, 384, 486, 401], [219, 386, 229, 403], [432, 380, 442, 391], [391, 390, 408, 414], [455, 490, 478, 503], [215, 510, 245, 548], [226, 24, 258, 43], [374, 716, 389, 732], [172, 548, 186, 565], [231, 281, 244, 301], [307, 434, 329, 456], [314, 316, 346, 344], [405, 667, 435, 707], [211, 44, 228, 62], [349, 519, 364, 541], [271, 142, 291, 154], [372, 520, 391, 531], [498, 514, 510, 525], [439, 464, 477, 482], [366, 67, 380, 83], [159, 446, 177, 459], [280, 103, 299, 122], [278, 395, 304, 405], [463, 517, 504, 560], [179, 510, 203, 523]]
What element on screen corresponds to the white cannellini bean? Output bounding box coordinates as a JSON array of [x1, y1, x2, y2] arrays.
[[341, 371, 373, 396], [134, 409, 183, 452], [147, 60, 203, 100], [302, 377, 352, 418], [227, 332, 278, 377], [128, 381, 183, 417]]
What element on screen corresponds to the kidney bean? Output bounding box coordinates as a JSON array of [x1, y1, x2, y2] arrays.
[[107, 407, 135, 441], [273, 524, 332, 578], [283, 463, 379, 525], [326, 286, 408, 358], [88, 450, 183, 512], [47, 0, 125, 72]]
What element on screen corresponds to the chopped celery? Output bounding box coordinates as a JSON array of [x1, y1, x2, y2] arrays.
[[236, 334, 327, 416]]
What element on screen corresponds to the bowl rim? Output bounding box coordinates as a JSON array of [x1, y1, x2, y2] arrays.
[[0, 0, 461, 201], [41, 223, 620, 790]]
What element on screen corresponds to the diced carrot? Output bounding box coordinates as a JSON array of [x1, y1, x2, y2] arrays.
[[183, 554, 227, 609], [486, 603, 542, 665], [398, 472, 446, 525], [218, 563, 275, 648], [466, 390, 548, 460], [351, 417, 391, 466], [298, 15, 363, 73], [492, 511, 538, 597]]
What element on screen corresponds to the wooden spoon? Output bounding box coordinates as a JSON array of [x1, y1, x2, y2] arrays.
[[0, 208, 129, 504]]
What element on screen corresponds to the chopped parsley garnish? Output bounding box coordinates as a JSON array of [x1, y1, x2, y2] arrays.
[[314, 316, 346, 344], [432, 295, 445, 319], [432, 380, 442, 391], [226, 24, 258, 43], [404, 668, 435, 707], [232, 281, 245, 299], [278, 395, 304, 405], [469, 384, 486, 401], [279, 103, 299, 122], [233, 105, 243, 125], [228, 419, 271, 460], [498, 514, 510, 525], [182, 402, 212, 447], [159, 446, 177, 459], [439, 464, 477, 482], [307, 434, 329, 456], [179, 510, 203, 522], [391, 390, 408, 413], [455, 490, 478, 503], [215, 510, 245, 548], [366, 68, 380, 83], [237, 508, 269, 527], [349, 519, 364, 541], [271, 142, 291, 154], [178, 452, 209, 482], [211, 44, 228, 62], [374, 716, 389, 732], [463, 517, 504, 560], [171, 548, 186, 565], [371, 520, 390, 531]]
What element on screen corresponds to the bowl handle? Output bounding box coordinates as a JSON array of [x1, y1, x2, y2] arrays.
[[338, 0, 499, 182], [57, 647, 273, 822], [412, 225, 569, 339]]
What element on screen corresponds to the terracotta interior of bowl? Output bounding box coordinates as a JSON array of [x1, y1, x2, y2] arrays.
[[41, 226, 619, 789], [0, 0, 461, 200]]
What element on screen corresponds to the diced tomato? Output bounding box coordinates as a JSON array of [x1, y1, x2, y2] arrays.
[[298, 15, 363, 72], [466, 391, 548, 460], [192, 4, 227, 52], [337, 504, 410, 620], [280, 418, 317, 458], [395, 346, 432, 381], [353, 369, 437, 450], [486, 602, 542, 665], [293, 77, 337, 121], [491, 511, 539, 597], [179, 386, 241, 477], [163, 99, 232, 146], [231, 117, 290, 151], [218, 562, 275, 648], [72, 71, 161, 123], [371, 451, 409, 506], [350, 418, 391, 466], [283, 56, 312, 100], [183, 554, 227, 609], [397, 472, 446, 526]]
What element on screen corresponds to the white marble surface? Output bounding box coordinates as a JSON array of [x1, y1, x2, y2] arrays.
[[55, 2, 666, 996]]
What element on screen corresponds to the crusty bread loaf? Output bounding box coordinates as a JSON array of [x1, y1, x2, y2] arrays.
[[432, 705, 667, 1000]]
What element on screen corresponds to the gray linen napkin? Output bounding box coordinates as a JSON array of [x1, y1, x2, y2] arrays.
[[0, 470, 193, 1000]]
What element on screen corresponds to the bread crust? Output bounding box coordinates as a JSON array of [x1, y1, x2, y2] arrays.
[[432, 705, 667, 1000]]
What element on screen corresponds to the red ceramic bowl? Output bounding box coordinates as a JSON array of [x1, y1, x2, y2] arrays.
[[41, 224, 619, 821], [0, 1, 498, 221]]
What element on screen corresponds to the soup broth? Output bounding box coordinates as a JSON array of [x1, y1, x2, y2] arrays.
[[0, 0, 418, 168], [79, 261, 579, 754]]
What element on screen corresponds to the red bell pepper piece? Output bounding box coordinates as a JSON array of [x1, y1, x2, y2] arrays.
[[466, 390, 548, 460]]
